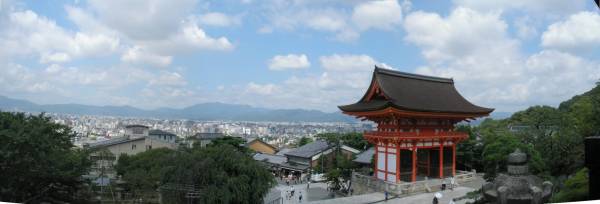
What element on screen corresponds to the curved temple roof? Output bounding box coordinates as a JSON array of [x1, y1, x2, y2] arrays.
[[338, 66, 493, 116]]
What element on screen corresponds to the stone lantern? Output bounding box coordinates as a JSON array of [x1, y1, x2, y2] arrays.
[[482, 149, 553, 204]]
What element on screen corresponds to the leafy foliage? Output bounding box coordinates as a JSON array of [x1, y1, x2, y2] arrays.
[[316, 132, 371, 151], [0, 112, 91, 203], [480, 132, 546, 180], [552, 168, 589, 202], [208, 136, 248, 152], [315, 133, 359, 193], [116, 142, 275, 203], [464, 83, 600, 201], [297, 136, 313, 147], [115, 148, 176, 193]]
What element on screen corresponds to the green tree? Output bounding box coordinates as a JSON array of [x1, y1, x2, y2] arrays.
[[297, 136, 313, 147], [0, 112, 91, 203], [116, 143, 274, 203], [315, 132, 371, 151], [115, 148, 176, 195], [552, 168, 588, 202], [481, 132, 546, 180], [161, 145, 276, 204], [456, 125, 484, 172], [209, 136, 248, 152]]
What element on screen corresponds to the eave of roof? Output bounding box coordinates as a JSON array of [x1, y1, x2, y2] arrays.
[[338, 66, 494, 116]]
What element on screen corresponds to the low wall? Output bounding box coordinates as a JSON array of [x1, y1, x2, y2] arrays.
[[351, 170, 477, 197]]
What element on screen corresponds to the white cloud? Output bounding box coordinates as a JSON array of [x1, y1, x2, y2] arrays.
[[268, 54, 311, 70], [305, 11, 347, 32], [245, 82, 280, 95], [0, 10, 119, 64], [352, 0, 403, 30], [453, 0, 587, 16], [210, 54, 386, 111], [405, 7, 600, 111], [541, 12, 600, 52], [87, 0, 197, 40], [319, 54, 377, 71], [514, 16, 538, 40], [149, 71, 187, 87], [197, 12, 241, 27], [122, 46, 173, 67], [404, 7, 519, 64], [141, 20, 234, 54], [258, 1, 403, 42]]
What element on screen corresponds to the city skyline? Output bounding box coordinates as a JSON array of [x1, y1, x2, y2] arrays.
[[1, 0, 600, 113]]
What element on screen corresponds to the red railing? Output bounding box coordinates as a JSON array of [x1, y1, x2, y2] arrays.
[[363, 131, 468, 140]]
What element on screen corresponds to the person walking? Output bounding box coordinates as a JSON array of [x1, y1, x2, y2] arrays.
[[441, 179, 447, 191], [433, 196, 439, 204], [450, 177, 455, 191], [299, 192, 303, 203], [384, 190, 389, 201], [291, 186, 295, 197]]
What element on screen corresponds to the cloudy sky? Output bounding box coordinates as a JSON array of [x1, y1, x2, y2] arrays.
[[0, 0, 599, 113]]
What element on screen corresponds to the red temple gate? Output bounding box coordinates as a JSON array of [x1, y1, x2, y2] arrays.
[[339, 67, 493, 183]]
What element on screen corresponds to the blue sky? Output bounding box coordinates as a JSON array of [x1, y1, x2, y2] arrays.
[[0, 0, 599, 113]]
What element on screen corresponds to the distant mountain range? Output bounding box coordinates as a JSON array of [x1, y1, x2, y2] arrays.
[[0, 95, 513, 123], [0, 95, 355, 122]]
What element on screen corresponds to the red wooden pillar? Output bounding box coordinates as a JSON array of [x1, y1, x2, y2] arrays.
[[452, 143, 456, 176], [411, 143, 417, 182], [396, 142, 400, 182], [439, 140, 444, 179], [374, 143, 378, 179], [384, 143, 389, 181]]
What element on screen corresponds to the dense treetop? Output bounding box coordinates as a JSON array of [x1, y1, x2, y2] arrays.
[[0, 112, 91, 203]]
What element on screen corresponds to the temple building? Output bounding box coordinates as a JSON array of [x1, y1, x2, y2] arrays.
[[339, 67, 493, 183]]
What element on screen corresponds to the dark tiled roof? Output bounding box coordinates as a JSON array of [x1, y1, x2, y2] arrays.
[[253, 153, 287, 165], [194, 132, 224, 140], [285, 140, 331, 158], [125, 124, 149, 128], [88, 136, 144, 149], [338, 67, 494, 115], [276, 148, 295, 156], [149, 129, 176, 136], [353, 147, 375, 164], [279, 162, 310, 171]]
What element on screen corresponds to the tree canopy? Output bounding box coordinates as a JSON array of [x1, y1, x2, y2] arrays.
[[464, 83, 600, 201], [297, 136, 313, 147], [116, 142, 275, 203], [0, 112, 91, 203]]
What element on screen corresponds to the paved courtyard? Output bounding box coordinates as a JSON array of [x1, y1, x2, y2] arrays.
[[276, 182, 332, 204], [304, 186, 475, 204], [279, 175, 486, 204]]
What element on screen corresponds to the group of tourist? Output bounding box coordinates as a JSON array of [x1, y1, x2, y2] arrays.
[[280, 174, 304, 186], [285, 186, 303, 203]]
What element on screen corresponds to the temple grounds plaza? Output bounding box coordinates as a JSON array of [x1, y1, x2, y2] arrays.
[[276, 173, 485, 204]]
